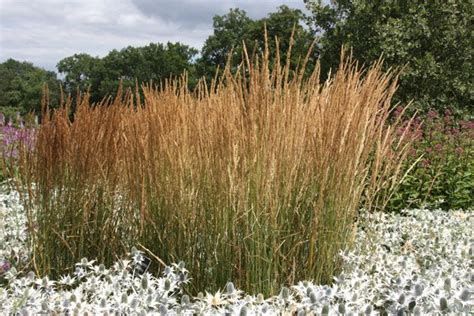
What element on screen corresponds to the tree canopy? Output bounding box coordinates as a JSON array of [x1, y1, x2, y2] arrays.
[[57, 42, 198, 104], [1, 1, 472, 116], [0, 59, 60, 115], [305, 0, 473, 115], [197, 5, 316, 81]]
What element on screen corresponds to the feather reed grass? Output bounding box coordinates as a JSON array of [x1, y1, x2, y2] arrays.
[[13, 40, 414, 295]]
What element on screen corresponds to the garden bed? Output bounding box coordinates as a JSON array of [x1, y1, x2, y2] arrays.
[[1, 187, 472, 314]]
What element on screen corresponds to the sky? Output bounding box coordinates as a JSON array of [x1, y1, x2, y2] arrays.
[[0, 0, 308, 72]]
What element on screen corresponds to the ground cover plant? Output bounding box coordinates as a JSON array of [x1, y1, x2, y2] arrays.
[[0, 187, 472, 314], [10, 39, 415, 295]]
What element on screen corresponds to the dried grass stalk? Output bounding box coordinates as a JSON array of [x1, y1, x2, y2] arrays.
[[15, 41, 414, 295]]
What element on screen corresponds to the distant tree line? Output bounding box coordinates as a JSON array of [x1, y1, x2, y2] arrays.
[[0, 2, 472, 118], [0, 59, 60, 118]]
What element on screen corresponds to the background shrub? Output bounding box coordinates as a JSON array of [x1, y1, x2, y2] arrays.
[[387, 109, 473, 211], [2, 2, 473, 118], [305, 0, 474, 116]]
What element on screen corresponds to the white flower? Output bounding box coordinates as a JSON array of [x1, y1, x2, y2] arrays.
[[36, 276, 55, 289], [0, 185, 472, 316], [58, 274, 75, 287], [75, 257, 96, 269], [205, 290, 227, 306]]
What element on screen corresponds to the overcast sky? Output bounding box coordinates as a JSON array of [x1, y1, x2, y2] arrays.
[[0, 0, 308, 72]]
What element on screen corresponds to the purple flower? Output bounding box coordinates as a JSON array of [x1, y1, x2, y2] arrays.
[[0, 118, 37, 160], [396, 127, 406, 137], [443, 113, 453, 125], [393, 106, 404, 118], [450, 128, 460, 136], [427, 110, 438, 120], [459, 120, 474, 131], [0, 260, 11, 274], [421, 159, 431, 168]]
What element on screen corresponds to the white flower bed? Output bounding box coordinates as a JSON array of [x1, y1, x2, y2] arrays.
[[0, 187, 472, 314], [0, 186, 28, 277]]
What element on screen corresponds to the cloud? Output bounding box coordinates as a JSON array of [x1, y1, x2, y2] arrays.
[[0, 0, 307, 71], [131, 0, 306, 28]]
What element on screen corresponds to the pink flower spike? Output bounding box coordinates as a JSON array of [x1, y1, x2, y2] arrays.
[[427, 110, 438, 120]]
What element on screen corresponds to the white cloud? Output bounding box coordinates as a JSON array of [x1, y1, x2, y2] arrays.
[[0, 0, 307, 71]]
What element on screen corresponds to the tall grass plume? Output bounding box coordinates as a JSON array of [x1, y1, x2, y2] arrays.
[[12, 39, 414, 295]]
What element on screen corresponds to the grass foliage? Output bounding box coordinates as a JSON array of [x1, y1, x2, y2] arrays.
[[13, 40, 413, 295]]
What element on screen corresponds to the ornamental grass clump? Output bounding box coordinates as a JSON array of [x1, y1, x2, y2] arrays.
[[13, 37, 413, 295]]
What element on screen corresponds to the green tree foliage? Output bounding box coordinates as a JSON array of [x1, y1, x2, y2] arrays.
[[100, 42, 198, 96], [305, 0, 473, 115], [57, 42, 197, 103], [0, 59, 60, 115], [4, 2, 472, 117], [197, 8, 253, 79], [57, 53, 102, 102], [197, 5, 316, 82]]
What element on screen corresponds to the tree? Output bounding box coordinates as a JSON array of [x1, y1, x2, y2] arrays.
[[197, 8, 255, 80], [0, 59, 60, 115], [100, 42, 198, 94], [305, 0, 473, 115], [197, 6, 317, 82], [57, 53, 104, 102], [57, 42, 198, 103], [255, 5, 315, 63]]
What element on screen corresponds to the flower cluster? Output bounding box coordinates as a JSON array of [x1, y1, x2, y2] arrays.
[[1, 183, 472, 315], [389, 108, 473, 211], [0, 188, 28, 284], [319, 209, 473, 315], [0, 112, 37, 162], [1, 253, 191, 314]]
